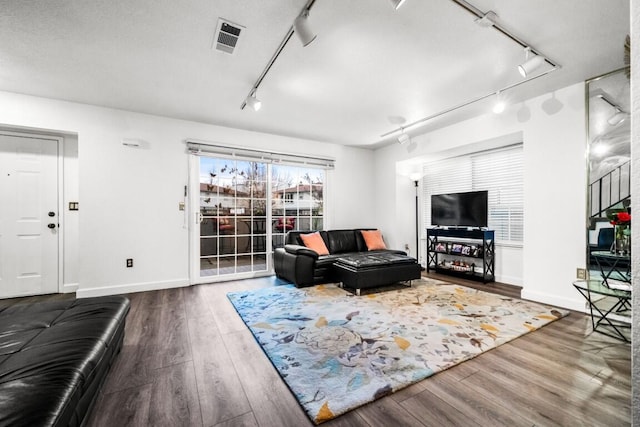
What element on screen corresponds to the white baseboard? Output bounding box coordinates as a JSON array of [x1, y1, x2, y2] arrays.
[[76, 278, 190, 298], [495, 274, 522, 286], [62, 282, 79, 293], [521, 289, 586, 311]]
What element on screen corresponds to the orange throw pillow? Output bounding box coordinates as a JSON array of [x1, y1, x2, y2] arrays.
[[361, 229, 387, 250], [300, 232, 330, 255]]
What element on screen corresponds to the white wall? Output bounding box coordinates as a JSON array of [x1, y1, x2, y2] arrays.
[[62, 134, 79, 291], [0, 91, 376, 297], [326, 145, 375, 229], [374, 82, 588, 310]]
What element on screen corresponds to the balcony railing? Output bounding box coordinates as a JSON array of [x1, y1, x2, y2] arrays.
[[590, 160, 630, 218]]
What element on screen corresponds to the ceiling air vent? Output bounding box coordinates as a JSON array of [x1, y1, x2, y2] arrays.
[[214, 19, 244, 54]]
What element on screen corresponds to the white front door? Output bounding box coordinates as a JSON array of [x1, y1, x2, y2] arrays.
[[0, 133, 59, 298]]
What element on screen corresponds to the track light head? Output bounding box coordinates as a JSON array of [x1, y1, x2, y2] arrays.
[[597, 95, 629, 126], [245, 94, 262, 111], [397, 129, 410, 144], [518, 47, 545, 77], [389, 0, 407, 10], [475, 11, 497, 27], [592, 143, 609, 156], [608, 108, 628, 126], [293, 11, 316, 47]]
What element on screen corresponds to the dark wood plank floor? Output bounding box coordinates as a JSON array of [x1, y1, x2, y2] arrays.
[[423, 271, 523, 299], [30, 275, 628, 427]]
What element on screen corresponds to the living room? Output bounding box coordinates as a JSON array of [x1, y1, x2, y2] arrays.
[[0, 1, 631, 309], [0, 1, 637, 426]]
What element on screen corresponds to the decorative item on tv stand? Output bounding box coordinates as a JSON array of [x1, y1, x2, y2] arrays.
[[426, 227, 495, 283]]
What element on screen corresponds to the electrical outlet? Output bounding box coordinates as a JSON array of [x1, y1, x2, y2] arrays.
[[576, 268, 586, 280], [404, 243, 410, 250], [126, 258, 133, 268]]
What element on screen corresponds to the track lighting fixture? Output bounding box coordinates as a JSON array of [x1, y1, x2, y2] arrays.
[[474, 11, 497, 27], [591, 143, 609, 157], [382, 1, 560, 141], [293, 10, 316, 46], [397, 129, 411, 144], [389, 0, 407, 10], [607, 107, 628, 126], [597, 94, 629, 126], [245, 93, 261, 111], [240, 1, 317, 110], [518, 47, 545, 77]]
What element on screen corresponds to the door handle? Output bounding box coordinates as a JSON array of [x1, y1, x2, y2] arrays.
[[48, 223, 56, 229]]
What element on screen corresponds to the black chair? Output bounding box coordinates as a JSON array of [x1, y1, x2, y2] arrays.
[[597, 227, 614, 249], [589, 227, 614, 264]]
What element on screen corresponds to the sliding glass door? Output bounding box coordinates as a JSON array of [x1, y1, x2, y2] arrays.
[[197, 157, 268, 278], [189, 152, 327, 284], [271, 165, 324, 249]]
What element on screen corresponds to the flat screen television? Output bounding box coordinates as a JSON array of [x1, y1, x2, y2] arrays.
[[431, 190, 488, 228]]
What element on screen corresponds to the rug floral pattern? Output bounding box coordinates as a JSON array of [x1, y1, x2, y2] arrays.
[[227, 279, 568, 424]]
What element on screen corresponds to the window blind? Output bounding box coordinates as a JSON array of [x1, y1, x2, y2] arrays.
[[422, 144, 523, 243], [186, 140, 335, 169]]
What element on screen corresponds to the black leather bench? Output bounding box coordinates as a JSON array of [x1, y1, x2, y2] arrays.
[[0, 295, 130, 426], [334, 252, 422, 295]]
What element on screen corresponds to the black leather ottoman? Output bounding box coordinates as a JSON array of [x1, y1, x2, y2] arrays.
[[334, 253, 421, 295], [0, 295, 130, 427]]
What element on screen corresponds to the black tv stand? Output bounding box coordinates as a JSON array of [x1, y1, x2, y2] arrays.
[[426, 228, 495, 283]]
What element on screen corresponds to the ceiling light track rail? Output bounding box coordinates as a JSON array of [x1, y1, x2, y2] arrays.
[[382, 0, 562, 139], [240, 0, 316, 110], [450, 0, 559, 69], [380, 66, 558, 139]]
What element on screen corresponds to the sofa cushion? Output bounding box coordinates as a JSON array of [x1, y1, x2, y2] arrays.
[[334, 252, 416, 268], [326, 230, 359, 254], [285, 230, 329, 246], [360, 229, 387, 250], [300, 232, 330, 255]]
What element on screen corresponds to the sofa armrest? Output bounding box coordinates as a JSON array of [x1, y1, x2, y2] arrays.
[[284, 244, 319, 259], [274, 246, 317, 286]]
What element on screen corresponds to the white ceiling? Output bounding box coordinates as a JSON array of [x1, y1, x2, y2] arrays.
[[0, 0, 630, 147], [588, 68, 631, 182]]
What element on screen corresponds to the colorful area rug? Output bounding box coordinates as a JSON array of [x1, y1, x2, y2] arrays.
[[227, 279, 569, 424]]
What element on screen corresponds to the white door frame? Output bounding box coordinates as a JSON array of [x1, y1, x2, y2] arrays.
[[188, 153, 276, 285], [188, 154, 199, 283], [0, 129, 64, 295]]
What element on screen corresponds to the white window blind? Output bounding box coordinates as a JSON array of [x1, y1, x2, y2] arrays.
[[186, 141, 335, 169], [422, 144, 523, 243]]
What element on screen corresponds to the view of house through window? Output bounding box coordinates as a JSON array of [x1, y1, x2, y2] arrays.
[[271, 165, 324, 249], [198, 157, 324, 278]]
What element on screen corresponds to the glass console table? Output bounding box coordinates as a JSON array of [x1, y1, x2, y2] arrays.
[[572, 279, 631, 342], [591, 250, 631, 287]]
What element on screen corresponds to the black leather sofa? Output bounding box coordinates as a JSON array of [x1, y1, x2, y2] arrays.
[[274, 229, 409, 286], [0, 295, 130, 426]]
